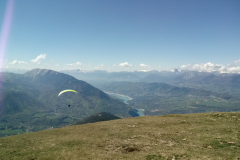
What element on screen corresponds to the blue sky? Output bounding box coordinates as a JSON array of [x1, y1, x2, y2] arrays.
[[0, 0, 240, 72]]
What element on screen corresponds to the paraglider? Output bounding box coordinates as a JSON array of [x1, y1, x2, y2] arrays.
[[58, 89, 78, 97], [58, 89, 78, 107]]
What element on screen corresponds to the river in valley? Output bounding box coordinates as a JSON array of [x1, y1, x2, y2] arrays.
[[105, 92, 144, 116]]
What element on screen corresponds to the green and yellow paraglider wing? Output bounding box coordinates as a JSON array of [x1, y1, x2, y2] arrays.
[[58, 89, 78, 97]]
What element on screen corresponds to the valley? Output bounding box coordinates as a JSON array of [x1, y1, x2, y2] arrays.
[[1, 68, 240, 138], [1, 1, 239, 159], [0, 69, 240, 159], [96, 81, 240, 116], [104, 92, 144, 116]]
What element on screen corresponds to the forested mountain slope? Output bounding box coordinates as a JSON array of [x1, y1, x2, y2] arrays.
[[0, 69, 133, 137]]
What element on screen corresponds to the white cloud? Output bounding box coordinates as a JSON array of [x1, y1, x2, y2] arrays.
[[119, 62, 132, 67], [137, 70, 149, 72], [10, 60, 27, 65], [95, 63, 105, 69], [226, 66, 240, 72], [66, 62, 83, 66], [180, 62, 224, 72], [75, 62, 82, 65], [180, 61, 240, 73], [140, 63, 150, 67], [234, 59, 240, 63], [31, 53, 46, 64]]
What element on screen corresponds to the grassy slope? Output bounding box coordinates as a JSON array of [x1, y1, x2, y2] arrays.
[[0, 112, 240, 160]]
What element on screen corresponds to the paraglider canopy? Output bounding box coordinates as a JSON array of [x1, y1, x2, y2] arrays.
[[58, 89, 78, 97]]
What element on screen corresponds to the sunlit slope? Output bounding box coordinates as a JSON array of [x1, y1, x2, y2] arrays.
[[0, 112, 239, 160], [0, 69, 133, 137], [22, 69, 132, 117]]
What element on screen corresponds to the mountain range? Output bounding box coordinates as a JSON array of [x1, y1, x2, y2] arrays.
[[0, 69, 134, 137], [61, 69, 240, 98], [61, 69, 240, 93], [4, 68, 240, 90], [1, 68, 240, 137]]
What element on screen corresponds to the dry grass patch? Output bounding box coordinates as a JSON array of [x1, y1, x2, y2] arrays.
[[0, 112, 240, 159]]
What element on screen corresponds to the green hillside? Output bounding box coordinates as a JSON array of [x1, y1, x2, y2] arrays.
[[74, 112, 121, 125], [0, 112, 239, 160], [0, 69, 134, 137]]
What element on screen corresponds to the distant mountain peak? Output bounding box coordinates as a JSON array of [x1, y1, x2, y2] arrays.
[[25, 68, 58, 76], [23, 68, 80, 87]]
